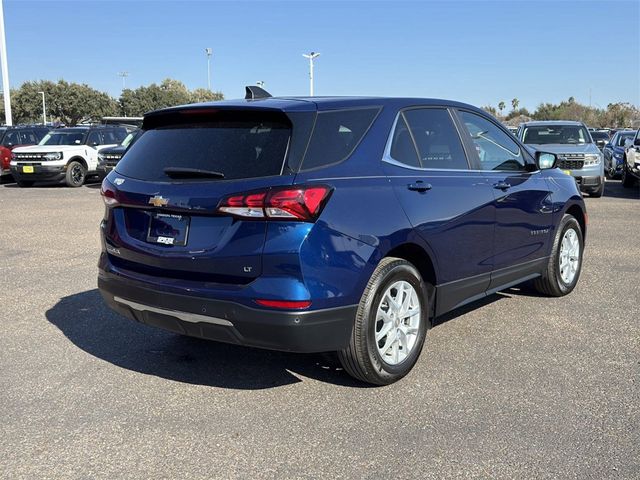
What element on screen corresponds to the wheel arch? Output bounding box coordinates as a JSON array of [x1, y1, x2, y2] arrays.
[[564, 203, 587, 243], [67, 156, 88, 170], [384, 242, 437, 320]]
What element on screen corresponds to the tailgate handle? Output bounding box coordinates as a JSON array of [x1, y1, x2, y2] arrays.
[[407, 181, 432, 192]]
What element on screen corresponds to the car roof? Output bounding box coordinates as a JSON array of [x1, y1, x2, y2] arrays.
[[145, 96, 488, 117], [520, 120, 585, 127]]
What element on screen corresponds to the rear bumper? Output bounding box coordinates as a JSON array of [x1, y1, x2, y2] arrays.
[[98, 271, 356, 353], [10, 164, 66, 183]]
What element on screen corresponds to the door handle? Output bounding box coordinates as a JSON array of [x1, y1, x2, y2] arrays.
[[407, 181, 432, 192], [493, 181, 511, 190]]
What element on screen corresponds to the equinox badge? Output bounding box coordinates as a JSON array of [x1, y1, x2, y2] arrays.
[[148, 195, 169, 207]]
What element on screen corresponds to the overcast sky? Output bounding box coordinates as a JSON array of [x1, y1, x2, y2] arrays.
[[3, 0, 639, 110]]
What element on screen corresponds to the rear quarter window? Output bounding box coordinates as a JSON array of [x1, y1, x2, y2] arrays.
[[300, 107, 380, 170]]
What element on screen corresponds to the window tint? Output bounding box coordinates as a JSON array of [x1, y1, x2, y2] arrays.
[[87, 131, 102, 146], [116, 111, 291, 181], [301, 108, 379, 170], [112, 129, 127, 143], [2, 130, 21, 146], [22, 130, 38, 144], [389, 114, 420, 167], [402, 108, 468, 169], [459, 111, 526, 171]]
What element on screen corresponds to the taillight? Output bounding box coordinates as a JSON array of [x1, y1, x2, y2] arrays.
[[100, 178, 119, 207], [218, 185, 332, 221]]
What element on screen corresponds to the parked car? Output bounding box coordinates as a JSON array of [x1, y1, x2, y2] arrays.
[[97, 130, 141, 179], [10, 125, 127, 187], [98, 91, 587, 385], [505, 125, 518, 135], [0, 125, 50, 180], [590, 130, 610, 151], [621, 129, 640, 188], [518, 121, 604, 197], [603, 130, 636, 178]]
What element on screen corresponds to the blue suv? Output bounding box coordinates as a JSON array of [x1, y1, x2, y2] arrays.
[[98, 90, 587, 385]]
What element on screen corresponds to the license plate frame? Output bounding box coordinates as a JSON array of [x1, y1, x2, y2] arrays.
[[146, 213, 190, 246], [22, 165, 34, 174]]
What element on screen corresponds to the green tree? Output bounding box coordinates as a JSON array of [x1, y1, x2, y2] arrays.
[[498, 101, 506, 116], [119, 79, 224, 116], [482, 105, 497, 117], [511, 98, 519, 111]]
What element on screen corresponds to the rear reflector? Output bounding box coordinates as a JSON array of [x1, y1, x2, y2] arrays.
[[218, 185, 332, 221], [255, 299, 312, 309]]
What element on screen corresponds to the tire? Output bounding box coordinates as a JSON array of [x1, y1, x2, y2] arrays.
[[65, 160, 86, 187], [533, 214, 583, 297], [16, 180, 34, 188], [621, 162, 635, 188], [590, 182, 604, 198], [338, 257, 430, 385]]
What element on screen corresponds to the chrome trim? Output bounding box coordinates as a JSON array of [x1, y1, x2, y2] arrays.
[[114, 296, 234, 327]]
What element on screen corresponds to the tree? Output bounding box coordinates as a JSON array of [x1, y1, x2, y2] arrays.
[[119, 79, 224, 116], [482, 105, 497, 116], [498, 101, 506, 116], [511, 98, 519, 111], [8, 80, 118, 125]]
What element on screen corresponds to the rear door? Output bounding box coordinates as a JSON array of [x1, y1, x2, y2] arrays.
[[103, 108, 304, 284], [382, 107, 496, 314], [455, 109, 554, 290]]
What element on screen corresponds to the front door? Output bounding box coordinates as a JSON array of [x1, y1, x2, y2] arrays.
[[455, 110, 554, 291]]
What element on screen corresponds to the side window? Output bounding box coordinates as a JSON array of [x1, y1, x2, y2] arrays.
[[301, 108, 379, 170], [103, 131, 117, 144], [113, 129, 127, 143], [389, 114, 420, 167], [403, 108, 468, 169], [459, 111, 526, 171], [87, 131, 101, 146]]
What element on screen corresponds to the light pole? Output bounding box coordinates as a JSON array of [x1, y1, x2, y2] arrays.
[[37, 91, 46, 125], [302, 52, 320, 96], [0, 0, 12, 125], [117, 71, 129, 90], [205, 48, 213, 90]]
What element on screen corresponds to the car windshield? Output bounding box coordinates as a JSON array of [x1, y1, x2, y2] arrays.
[[618, 132, 635, 146], [40, 130, 86, 146], [522, 125, 592, 145], [121, 131, 138, 147]]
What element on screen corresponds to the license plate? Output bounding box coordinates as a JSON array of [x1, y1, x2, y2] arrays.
[[147, 213, 190, 246], [22, 166, 34, 173], [563, 169, 571, 175]]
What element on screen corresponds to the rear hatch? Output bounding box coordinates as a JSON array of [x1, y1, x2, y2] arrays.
[[102, 105, 315, 285]]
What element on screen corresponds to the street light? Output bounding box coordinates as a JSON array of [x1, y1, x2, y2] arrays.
[[0, 0, 12, 125], [37, 91, 46, 125], [205, 48, 213, 90], [302, 52, 320, 96], [117, 71, 129, 90]]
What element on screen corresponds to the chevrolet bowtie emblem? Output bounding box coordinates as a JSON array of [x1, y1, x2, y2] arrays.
[[148, 195, 169, 207]]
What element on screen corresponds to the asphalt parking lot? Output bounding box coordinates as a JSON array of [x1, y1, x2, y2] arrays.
[[0, 179, 638, 479]]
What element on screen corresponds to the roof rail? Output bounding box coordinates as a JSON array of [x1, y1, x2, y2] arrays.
[[245, 85, 272, 100]]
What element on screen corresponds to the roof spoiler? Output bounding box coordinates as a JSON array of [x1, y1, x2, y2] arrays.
[[245, 85, 272, 100]]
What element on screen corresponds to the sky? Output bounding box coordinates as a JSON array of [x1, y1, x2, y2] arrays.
[[3, 0, 639, 111]]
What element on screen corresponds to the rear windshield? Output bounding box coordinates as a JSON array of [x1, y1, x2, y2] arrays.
[[522, 125, 592, 145], [115, 110, 291, 181]]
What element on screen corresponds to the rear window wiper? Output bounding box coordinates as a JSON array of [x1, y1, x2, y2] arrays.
[[164, 167, 225, 179]]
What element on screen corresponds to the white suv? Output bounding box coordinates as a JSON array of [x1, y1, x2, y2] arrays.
[[10, 126, 127, 187]]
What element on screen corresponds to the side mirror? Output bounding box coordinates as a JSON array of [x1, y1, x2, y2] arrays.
[[536, 151, 557, 170], [634, 138, 640, 146], [6, 142, 12, 147], [596, 140, 605, 147], [74, 139, 81, 145]]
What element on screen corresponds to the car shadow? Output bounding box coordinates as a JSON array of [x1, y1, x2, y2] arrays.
[[45, 289, 369, 390], [602, 180, 639, 199]]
